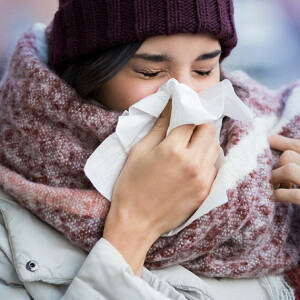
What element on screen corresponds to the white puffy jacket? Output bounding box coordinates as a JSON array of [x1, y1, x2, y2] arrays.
[[0, 190, 293, 300]]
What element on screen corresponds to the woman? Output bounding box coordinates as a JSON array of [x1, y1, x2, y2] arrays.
[[1, 0, 300, 299]]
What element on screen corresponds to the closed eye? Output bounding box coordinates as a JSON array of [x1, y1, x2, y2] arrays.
[[194, 70, 212, 76], [139, 71, 161, 78]]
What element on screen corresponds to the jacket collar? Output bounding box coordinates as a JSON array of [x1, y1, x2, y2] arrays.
[[0, 190, 86, 284]]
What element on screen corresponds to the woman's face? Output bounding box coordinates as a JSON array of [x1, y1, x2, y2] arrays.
[[96, 33, 221, 111]]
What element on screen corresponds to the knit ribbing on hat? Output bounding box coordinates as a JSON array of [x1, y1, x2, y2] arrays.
[[50, 0, 237, 71]]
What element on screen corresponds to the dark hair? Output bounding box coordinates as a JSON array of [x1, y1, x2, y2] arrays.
[[59, 43, 248, 102], [60, 42, 142, 98]]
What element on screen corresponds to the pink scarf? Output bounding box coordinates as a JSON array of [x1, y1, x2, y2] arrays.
[[1, 26, 300, 278]]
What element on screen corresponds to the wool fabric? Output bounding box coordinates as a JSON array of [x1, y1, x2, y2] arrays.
[[50, 0, 237, 71], [285, 266, 300, 300], [1, 26, 300, 279]]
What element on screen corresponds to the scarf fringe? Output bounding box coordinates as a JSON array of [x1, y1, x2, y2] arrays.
[[259, 276, 295, 300]]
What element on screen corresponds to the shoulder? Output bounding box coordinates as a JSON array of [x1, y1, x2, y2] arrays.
[[0, 189, 86, 299], [227, 69, 300, 99], [224, 70, 299, 117], [226, 70, 276, 96], [0, 190, 30, 298]]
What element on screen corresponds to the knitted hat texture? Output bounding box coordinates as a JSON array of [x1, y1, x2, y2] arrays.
[[50, 0, 237, 70]]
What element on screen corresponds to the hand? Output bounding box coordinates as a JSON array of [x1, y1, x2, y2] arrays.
[[103, 102, 220, 274], [268, 134, 300, 204]]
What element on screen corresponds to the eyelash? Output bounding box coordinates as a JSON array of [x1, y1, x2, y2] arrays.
[[139, 70, 212, 78], [194, 70, 212, 76], [140, 71, 161, 78]]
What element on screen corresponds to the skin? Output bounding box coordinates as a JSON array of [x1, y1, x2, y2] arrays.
[[96, 33, 222, 111], [269, 134, 300, 204], [98, 33, 222, 275], [95, 33, 300, 276]]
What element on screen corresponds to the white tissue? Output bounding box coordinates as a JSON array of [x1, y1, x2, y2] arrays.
[[84, 78, 255, 236]]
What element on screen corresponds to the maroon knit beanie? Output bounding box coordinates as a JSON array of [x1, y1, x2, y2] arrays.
[[50, 0, 237, 71]]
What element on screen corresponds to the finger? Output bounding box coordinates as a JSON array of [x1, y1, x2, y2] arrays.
[[274, 188, 300, 205], [280, 181, 293, 189], [192, 139, 220, 170], [272, 163, 300, 188], [268, 134, 300, 153], [159, 100, 172, 118], [188, 123, 216, 151], [277, 150, 300, 168], [165, 124, 196, 148], [198, 166, 218, 205], [136, 102, 172, 150]]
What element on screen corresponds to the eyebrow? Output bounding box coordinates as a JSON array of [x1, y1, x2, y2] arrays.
[[133, 53, 172, 62], [195, 50, 222, 61], [132, 49, 222, 63]]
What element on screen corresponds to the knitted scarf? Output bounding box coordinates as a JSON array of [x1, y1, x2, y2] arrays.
[[1, 25, 300, 279]]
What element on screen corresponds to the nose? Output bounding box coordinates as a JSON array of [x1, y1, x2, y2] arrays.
[[172, 71, 197, 92]]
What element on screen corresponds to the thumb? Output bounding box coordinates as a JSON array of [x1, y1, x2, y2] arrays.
[[159, 100, 172, 118], [137, 101, 172, 151], [154, 100, 172, 129]]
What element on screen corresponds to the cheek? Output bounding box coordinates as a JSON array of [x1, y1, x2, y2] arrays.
[[123, 83, 158, 104], [108, 80, 161, 111]]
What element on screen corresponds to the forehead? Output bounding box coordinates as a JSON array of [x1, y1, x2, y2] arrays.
[[136, 33, 221, 55]]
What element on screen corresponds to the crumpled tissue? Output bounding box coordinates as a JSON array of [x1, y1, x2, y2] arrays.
[[84, 78, 255, 236]]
